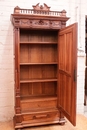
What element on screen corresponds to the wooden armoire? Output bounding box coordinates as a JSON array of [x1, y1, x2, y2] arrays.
[[11, 3, 77, 130]]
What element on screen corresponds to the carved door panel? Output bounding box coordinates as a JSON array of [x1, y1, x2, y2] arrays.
[[58, 23, 77, 126]]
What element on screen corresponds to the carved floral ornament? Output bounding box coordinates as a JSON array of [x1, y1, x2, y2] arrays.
[[14, 19, 62, 29]]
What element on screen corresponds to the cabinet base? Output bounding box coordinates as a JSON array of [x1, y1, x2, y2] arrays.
[[13, 116, 66, 130]]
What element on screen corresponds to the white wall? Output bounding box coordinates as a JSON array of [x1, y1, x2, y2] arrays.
[[0, 0, 86, 121]]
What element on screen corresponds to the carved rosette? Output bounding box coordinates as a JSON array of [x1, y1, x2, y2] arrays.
[[31, 20, 49, 28]]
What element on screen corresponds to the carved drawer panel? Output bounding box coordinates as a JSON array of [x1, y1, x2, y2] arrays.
[[22, 110, 59, 124]]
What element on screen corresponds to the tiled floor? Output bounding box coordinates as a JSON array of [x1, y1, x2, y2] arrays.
[[0, 114, 87, 130]]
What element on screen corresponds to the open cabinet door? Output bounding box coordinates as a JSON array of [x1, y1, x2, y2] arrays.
[[58, 23, 77, 126]]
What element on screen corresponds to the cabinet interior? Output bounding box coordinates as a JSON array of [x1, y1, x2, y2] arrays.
[[19, 29, 58, 112]]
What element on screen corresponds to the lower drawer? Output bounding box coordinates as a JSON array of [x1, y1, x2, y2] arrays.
[[22, 110, 59, 124]]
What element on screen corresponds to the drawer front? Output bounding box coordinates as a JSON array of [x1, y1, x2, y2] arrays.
[[22, 111, 59, 124], [21, 99, 57, 111]]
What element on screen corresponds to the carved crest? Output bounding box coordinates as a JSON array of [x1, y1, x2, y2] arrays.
[[32, 3, 50, 11]]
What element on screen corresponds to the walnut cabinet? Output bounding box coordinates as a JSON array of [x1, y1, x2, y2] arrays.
[[11, 3, 77, 130]]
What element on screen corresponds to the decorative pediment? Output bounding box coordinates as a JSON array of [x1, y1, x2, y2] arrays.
[[11, 3, 69, 29], [13, 3, 67, 17], [32, 3, 50, 11]]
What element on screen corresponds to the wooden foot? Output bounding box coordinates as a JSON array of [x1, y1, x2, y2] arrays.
[[58, 118, 66, 125], [60, 122, 65, 125]]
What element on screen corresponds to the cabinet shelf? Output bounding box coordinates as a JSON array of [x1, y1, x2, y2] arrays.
[[20, 41, 57, 44], [20, 78, 57, 83], [20, 62, 58, 65], [21, 108, 58, 115], [21, 95, 57, 102]]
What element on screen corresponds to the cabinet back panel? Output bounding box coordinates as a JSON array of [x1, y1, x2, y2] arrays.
[[20, 30, 58, 42], [20, 44, 57, 63], [20, 65, 57, 80], [20, 82, 57, 97]]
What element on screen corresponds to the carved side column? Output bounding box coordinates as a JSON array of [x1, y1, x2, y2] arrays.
[[14, 27, 22, 123]]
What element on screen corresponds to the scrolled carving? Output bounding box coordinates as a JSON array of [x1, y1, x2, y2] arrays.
[[20, 19, 30, 26], [14, 18, 62, 29], [32, 3, 50, 11], [50, 21, 61, 28]]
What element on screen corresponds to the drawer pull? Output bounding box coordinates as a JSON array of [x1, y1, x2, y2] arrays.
[[33, 114, 48, 119]]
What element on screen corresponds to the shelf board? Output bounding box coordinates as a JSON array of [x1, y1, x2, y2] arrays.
[[20, 78, 57, 83], [21, 95, 57, 102], [20, 62, 57, 65], [20, 41, 57, 44], [20, 94, 57, 98], [16, 107, 58, 115]]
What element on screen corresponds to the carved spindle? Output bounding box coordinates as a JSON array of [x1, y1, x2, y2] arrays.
[[23, 10, 24, 14], [60, 12, 61, 16], [20, 9, 22, 14], [22, 10, 24, 14], [34, 10, 35, 14], [25, 9, 27, 14], [44, 11, 45, 15], [27, 10, 28, 14], [56, 12, 57, 16], [20, 10, 22, 14], [52, 12, 54, 15], [54, 12, 55, 15], [32, 10, 33, 14]]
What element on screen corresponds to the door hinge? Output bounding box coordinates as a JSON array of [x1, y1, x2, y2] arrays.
[[74, 69, 77, 82]]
